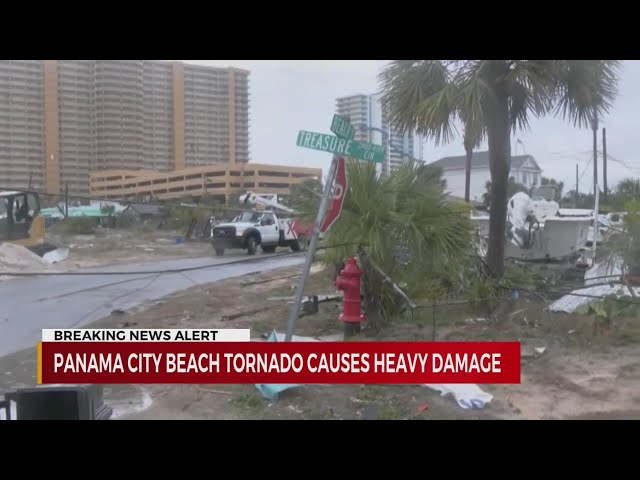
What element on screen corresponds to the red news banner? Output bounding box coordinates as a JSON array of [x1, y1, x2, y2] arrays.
[[38, 329, 521, 385]]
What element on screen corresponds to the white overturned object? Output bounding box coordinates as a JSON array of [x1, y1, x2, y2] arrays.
[[424, 384, 493, 410], [42, 248, 69, 265]]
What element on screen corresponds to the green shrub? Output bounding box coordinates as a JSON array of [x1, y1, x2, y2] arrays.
[[62, 217, 95, 235]]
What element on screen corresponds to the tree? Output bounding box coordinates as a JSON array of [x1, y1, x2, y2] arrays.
[[606, 177, 640, 211], [463, 127, 484, 203], [287, 177, 323, 221], [540, 177, 564, 201], [482, 178, 529, 208], [380, 60, 621, 277], [615, 178, 640, 198], [323, 158, 472, 327]]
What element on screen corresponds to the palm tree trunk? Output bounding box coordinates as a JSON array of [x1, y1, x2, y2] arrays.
[[485, 91, 511, 278], [464, 143, 472, 203]]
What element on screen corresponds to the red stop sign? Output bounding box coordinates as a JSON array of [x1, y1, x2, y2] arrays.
[[320, 157, 347, 234]]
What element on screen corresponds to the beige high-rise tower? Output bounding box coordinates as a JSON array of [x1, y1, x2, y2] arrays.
[[0, 60, 250, 197]]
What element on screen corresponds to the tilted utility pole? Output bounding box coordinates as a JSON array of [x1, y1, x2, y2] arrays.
[[602, 127, 608, 203], [575, 163, 579, 208], [592, 114, 598, 199]]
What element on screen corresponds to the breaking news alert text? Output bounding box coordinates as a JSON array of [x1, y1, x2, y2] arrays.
[[38, 329, 521, 385]]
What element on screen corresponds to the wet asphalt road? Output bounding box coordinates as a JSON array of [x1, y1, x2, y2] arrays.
[[0, 251, 305, 357]]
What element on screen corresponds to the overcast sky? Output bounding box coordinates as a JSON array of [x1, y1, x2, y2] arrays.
[[184, 60, 640, 193]]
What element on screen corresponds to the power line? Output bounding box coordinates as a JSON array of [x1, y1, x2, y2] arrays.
[[0, 242, 360, 277], [0, 186, 289, 216]]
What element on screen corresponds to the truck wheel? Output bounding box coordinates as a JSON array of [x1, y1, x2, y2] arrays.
[[261, 245, 276, 253], [247, 236, 258, 255], [215, 248, 225, 257], [296, 235, 309, 250], [290, 239, 301, 252]]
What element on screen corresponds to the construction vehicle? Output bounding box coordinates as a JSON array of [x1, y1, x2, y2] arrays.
[[211, 192, 311, 256], [0, 189, 57, 256]]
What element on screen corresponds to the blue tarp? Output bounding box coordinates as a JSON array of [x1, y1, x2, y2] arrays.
[[254, 330, 302, 400]]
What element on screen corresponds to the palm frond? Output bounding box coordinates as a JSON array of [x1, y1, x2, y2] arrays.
[[550, 60, 622, 129], [455, 70, 488, 145], [379, 60, 459, 145]]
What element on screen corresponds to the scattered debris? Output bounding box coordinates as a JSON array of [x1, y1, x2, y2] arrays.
[[256, 330, 496, 410], [266, 294, 342, 303], [549, 284, 640, 313], [256, 331, 343, 342], [585, 259, 623, 286], [221, 306, 272, 322], [361, 405, 378, 420], [522, 346, 547, 360], [287, 405, 304, 414], [197, 387, 235, 396], [0, 243, 69, 280], [241, 273, 301, 286], [424, 384, 493, 410], [465, 317, 488, 324], [254, 330, 303, 400], [42, 248, 69, 264]]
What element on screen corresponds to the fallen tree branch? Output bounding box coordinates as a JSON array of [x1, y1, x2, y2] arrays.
[[360, 253, 417, 310], [197, 387, 235, 396], [221, 306, 272, 321], [240, 273, 301, 286]]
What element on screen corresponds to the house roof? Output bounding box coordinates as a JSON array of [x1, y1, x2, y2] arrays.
[[127, 203, 162, 216], [430, 151, 541, 172]]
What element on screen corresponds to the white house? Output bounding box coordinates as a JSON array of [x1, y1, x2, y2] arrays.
[[429, 151, 543, 204]]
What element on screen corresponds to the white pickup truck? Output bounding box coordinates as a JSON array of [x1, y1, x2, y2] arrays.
[[211, 210, 305, 256]]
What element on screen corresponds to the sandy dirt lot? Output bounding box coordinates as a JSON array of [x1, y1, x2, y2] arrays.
[[46, 227, 215, 269], [2, 262, 639, 420]]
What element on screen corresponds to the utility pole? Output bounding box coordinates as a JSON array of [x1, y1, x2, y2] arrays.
[[65, 183, 69, 218], [592, 114, 598, 199], [602, 127, 608, 203], [575, 163, 579, 208]]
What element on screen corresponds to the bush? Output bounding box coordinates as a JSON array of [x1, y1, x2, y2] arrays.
[[62, 217, 95, 235], [624, 200, 640, 277], [161, 206, 210, 233]]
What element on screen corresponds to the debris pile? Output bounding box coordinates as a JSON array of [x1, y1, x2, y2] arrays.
[[549, 258, 640, 313], [0, 243, 68, 280]]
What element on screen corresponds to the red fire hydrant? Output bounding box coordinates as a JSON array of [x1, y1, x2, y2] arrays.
[[336, 257, 365, 337]]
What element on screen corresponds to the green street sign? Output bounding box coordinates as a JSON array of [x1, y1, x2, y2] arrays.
[[296, 130, 384, 163], [330, 114, 355, 140]]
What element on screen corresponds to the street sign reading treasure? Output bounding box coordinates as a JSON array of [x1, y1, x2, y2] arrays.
[[296, 130, 384, 163]]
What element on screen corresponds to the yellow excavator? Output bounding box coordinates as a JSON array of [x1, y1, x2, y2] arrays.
[[0, 189, 56, 256]]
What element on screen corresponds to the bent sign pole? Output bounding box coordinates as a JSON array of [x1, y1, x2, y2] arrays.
[[320, 156, 347, 234], [284, 155, 338, 342], [286, 116, 379, 342]]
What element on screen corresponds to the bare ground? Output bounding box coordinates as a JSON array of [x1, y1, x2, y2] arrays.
[[2, 263, 639, 420], [46, 227, 214, 269]]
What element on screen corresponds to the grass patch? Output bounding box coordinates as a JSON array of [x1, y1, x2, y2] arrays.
[[230, 392, 265, 410]]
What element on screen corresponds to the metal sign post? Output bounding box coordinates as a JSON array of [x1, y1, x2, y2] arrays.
[[286, 116, 380, 342], [284, 156, 338, 342]]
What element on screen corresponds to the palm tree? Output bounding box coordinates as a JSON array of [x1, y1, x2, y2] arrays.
[[380, 60, 621, 277], [322, 158, 473, 326], [463, 127, 483, 203], [616, 178, 640, 198]]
